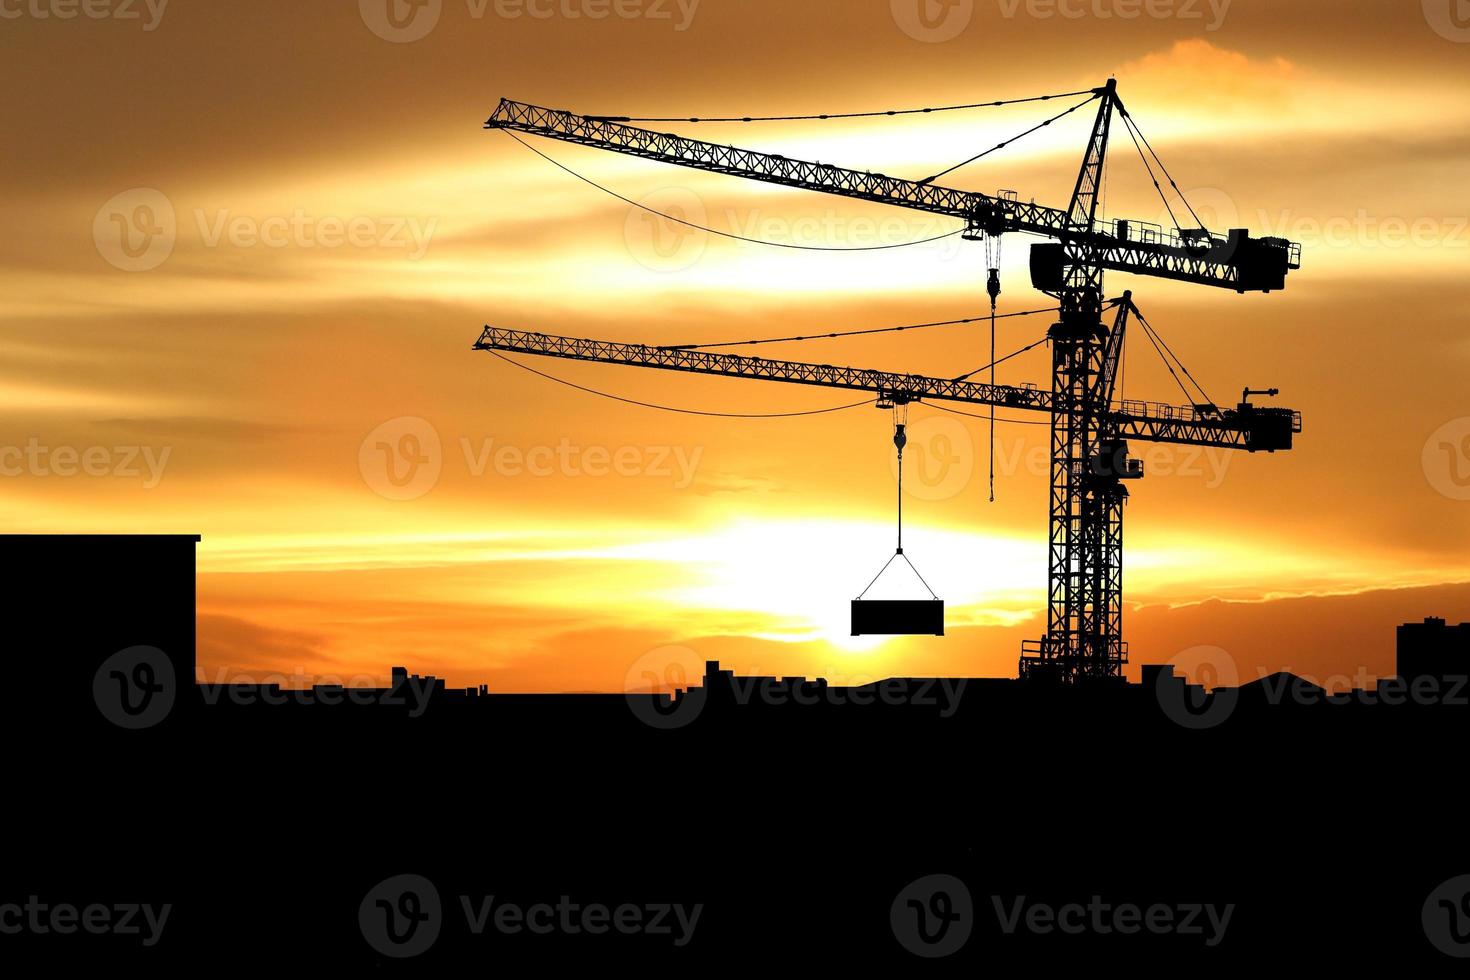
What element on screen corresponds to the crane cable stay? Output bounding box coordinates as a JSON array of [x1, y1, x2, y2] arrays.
[[1119, 109, 1211, 240], [505, 88, 1109, 252], [584, 87, 1099, 124], [487, 330, 1061, 425], [503, 130, 965, 251], [486, 349, 876, 418], [498, 86, 1199, 503], [658, 305, 1059, 351], [496, 90, 1115, 523], [917, 92, 1101, 186]]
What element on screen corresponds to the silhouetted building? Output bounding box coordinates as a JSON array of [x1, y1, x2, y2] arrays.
[[1141, 663, 1207, 703], [1397, 616, 1470, 684], [4, 533, 199, 738]]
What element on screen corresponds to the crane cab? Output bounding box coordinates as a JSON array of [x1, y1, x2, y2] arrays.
[[1225, 230, 1296, 293], [1227, 402, 1300, 453], [1090, 439, 1144, 482]]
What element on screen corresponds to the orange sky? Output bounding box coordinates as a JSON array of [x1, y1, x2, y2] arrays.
[[5, 0, 1470, 691]]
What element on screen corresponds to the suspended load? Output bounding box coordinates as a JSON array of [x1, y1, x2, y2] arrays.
[[852, 401, 944, 636]]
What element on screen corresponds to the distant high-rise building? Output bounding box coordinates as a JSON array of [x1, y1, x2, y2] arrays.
[[1396, 617, 1470, 684]]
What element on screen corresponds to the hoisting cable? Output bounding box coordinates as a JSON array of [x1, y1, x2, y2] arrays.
[[585, 89, 1099, 124], [660, 306, 1060, 351], [856, 404, 938, 601], [983, 233, 1003, 503], [989, 295, 996, 502], [917, 93, 1100, 186], [503, 130, 965, 251], [896, 403, 906, 554], [486, 350, 875, 418]]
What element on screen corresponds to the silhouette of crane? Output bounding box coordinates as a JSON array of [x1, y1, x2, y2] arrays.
[[475, 79, 1303, 682]]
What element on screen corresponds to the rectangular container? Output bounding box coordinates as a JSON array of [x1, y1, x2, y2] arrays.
[[851, 599, 944, 636]]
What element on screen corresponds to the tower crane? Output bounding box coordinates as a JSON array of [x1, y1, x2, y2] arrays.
[[475, 79, 1303, 682]]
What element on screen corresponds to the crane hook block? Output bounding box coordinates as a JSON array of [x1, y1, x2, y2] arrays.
[[987, 268, 1002, 304], [893, 423, 907, 453]]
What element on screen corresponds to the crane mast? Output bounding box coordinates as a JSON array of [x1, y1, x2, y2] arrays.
[[1034, 79, 1125, 681], [480, 81, 1303, 682]]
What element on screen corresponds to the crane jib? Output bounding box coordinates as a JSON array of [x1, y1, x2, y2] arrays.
[[486, 98, 1301, 292], [474, 326, 1300, 453]]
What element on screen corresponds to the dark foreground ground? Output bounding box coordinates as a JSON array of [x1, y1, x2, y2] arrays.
[[7, 535, 1469, 969], [12, 667, 1470, 969]]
